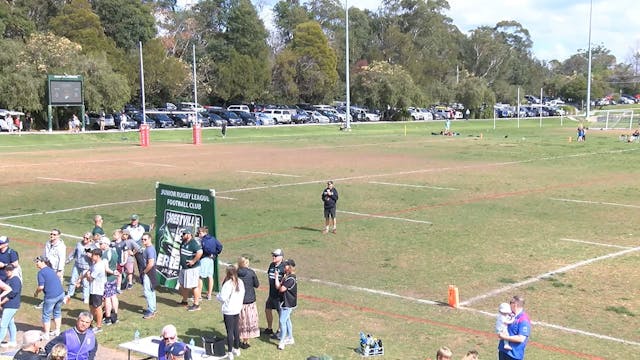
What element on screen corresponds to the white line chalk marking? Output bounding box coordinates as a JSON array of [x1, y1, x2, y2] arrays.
[[238, 170, 302, 178], [0, 199, 155, 220], [550, 197, 640, 209], [369, 181, 458, 191], [560, 238, 633, 249], [338, 210, 432, 224], [460, 245, 640, 306], [130, 161, 177, 168], [37, 177, 96, 185]]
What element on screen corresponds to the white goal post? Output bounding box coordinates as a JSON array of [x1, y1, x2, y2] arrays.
[[591, 109, 635, 130]]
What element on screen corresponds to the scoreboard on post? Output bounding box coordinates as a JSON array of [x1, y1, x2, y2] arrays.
[[47, 75, 83, 106]]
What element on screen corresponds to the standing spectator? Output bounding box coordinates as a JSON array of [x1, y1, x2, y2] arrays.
[[237, 256, 259, 349], [198, 226, 222, 301], [0, 235, 20, 283], [465, 108, 470, 120], [140, 232, 158, 319], [98, 111, 105, 131], [45, 312, 98, 360], [121, 230, 141, 290], [178, 230, 202, 311], [64, 232, 93, 304], [221, 121, 227, 138], [216, 265, 245, 360], [13, 116, 21, 136], [122, 214, 152, 281], [83, 112, 89, 131], [0, 264, 21, 348], [24, 112, 33, 132], [119, 112, 127, 131], [92, 215, 104, 237], [321, 181, 339, 234], [111, 229, 127, 292], [44, 229, 66, 284], [158, 324, 191, 360], [264, 249, 285, 337], [274, 259, 297, 350], [13, 330, 43, 360], [498, 295, 531, 360], [98, 238, 119, 325], [73, 114, 80, 133], [82, 249, 106, 333], [33, 256, 64, 340]]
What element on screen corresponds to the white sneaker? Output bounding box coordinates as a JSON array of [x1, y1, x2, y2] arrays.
[[0, 342, 16, 348], [227, 352, 234, 360], [232, 348, 241, 356], [284, 337, 295, 345], [277, 342, 285, 350]]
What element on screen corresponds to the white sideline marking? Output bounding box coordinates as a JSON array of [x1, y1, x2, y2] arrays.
[[0, 199, 154, 220], [37, 177, 96, 185], [238, 170, 302, 178], [0, 223, 82, 240], [130, 161, 176, 168], [467, 308, 640, 347], [369, 181, 458, 191], [338, 210, 432, 224], [216, 196, 236, 200], [460, 245, 640, 306], [550, 197, 640, 209], [219, 260, 640, 347], [560, 238, 633, 249]]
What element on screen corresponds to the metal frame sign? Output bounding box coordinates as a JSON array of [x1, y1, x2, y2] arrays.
[[47, 75, 83, 105]]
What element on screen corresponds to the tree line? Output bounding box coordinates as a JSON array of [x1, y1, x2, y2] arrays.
[[0, 0, 637, 128]]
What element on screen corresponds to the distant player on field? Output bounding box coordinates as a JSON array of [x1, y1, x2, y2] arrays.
[[321, 180, 339, 234]]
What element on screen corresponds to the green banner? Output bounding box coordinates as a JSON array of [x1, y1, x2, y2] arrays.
[[155, 183, 219, 291]]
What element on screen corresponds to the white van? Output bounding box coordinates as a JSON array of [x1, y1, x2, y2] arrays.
[[261, 109, 292, 124], [227, 105, 250, 113]]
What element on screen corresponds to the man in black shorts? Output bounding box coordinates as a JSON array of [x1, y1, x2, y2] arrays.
[[264, 248, 285, 337], [322, 180, 339, 234]]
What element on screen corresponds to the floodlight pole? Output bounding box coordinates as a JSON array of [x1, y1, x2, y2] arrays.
[[585, 0, 593, 120], [344, 0, 351, 130], [139, 41, 147, 124]]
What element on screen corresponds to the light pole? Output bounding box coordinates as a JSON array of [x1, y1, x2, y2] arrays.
[[345, 0, 351, 130], [585, 0, 593, 119]]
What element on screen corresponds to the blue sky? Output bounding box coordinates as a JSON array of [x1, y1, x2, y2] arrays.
[[180, 0, 640, 63]]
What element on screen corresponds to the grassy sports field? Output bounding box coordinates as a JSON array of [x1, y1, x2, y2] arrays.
[[0, 119, 638, 359]]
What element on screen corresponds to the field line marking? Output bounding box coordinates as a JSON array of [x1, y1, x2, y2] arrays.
[[129, 161, 177, 168], [237, 170, 302, 178], [338, 210, 433, 224], [560, 238, 633, 249], [0, 199, 155, 220], [0, 223, 82, 240], [36, 177, 97, 185], [550, 197, 640, 209], [460, 245, 640, 306], [221, 260, 636, 351], [215, 196, 236, 200], [369, 181, 458, 191]]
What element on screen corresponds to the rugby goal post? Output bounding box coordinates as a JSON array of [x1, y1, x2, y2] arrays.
[[591, 109, 635, 130]]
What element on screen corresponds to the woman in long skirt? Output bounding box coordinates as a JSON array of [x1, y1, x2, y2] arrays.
[[237, 257, 260, 348]]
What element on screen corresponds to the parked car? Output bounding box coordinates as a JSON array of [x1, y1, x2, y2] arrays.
[[289, 109, 310, 124], [408, 107, 425, 120], [227, 104, 250, 113], [419, 108, 433, 120], [87, 112, 116, 130], [255, 112, 275, 126], [0, 110, 21, 131], [127, 112, 157, 129], [112, 113, 137, 130], [208, 109, 243, 126], [168, 113, 190, 127], [309, 111, 331, 123], [261, 109, 292, 124], [230, 110, 256, 125], [146, 113, 175, 128], [207, 112, 227, 127]]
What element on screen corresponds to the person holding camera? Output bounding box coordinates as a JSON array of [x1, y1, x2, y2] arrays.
[[321, 181, 339, 234]]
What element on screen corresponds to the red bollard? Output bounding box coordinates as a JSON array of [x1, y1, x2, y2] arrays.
[[192, 123, 202, 145], [139, 123, 150, 147]]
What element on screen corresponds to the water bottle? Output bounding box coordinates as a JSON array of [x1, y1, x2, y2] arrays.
[[134, 329, 140, 343], [189, 338, 195, 347]]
